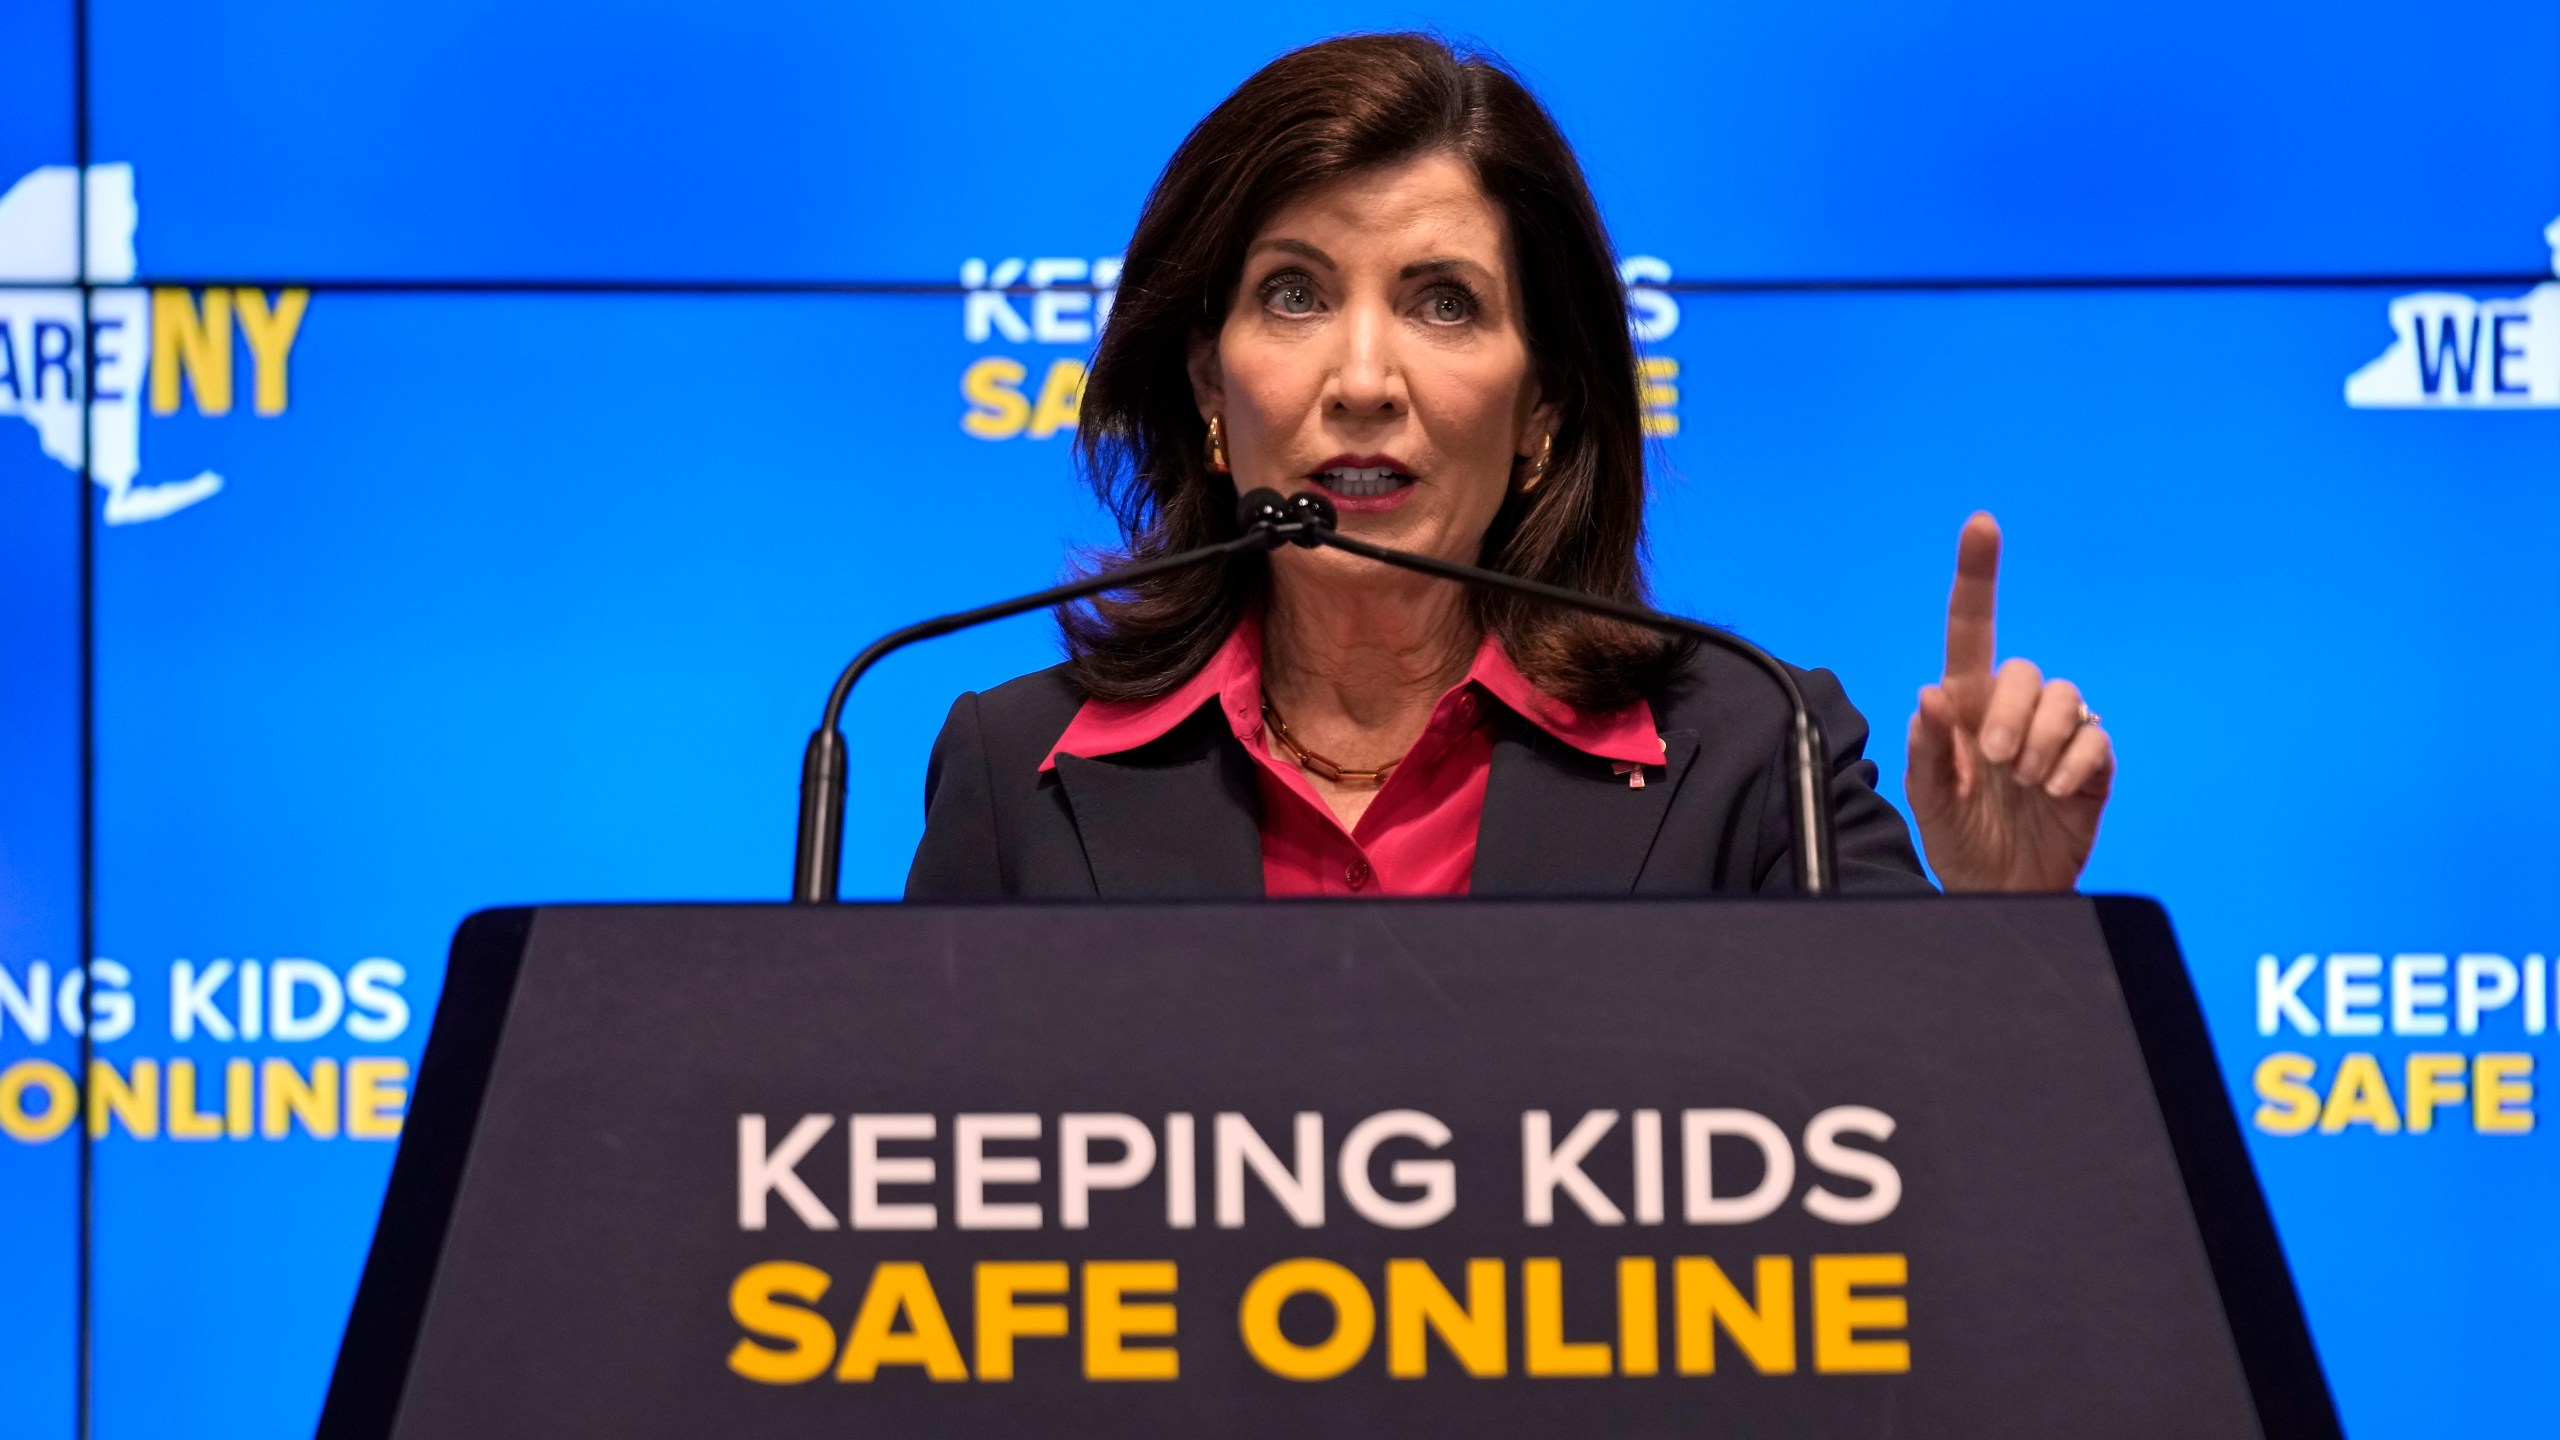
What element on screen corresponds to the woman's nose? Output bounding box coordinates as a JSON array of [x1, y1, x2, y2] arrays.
[[1328, 302, 1404, 416]]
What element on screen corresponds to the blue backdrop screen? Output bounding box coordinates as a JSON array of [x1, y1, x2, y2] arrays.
[[3, 3, 2556, 1436]]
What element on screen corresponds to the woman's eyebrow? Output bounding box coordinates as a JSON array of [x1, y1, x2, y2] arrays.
[[1400, 256, 1489, 279], [1249, 238, 1336, 267]]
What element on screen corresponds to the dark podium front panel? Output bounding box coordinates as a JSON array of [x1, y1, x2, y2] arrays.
[[321, 896, 2335, 1439]]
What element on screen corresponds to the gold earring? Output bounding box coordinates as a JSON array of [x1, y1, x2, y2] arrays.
[[1520, 432, 1554, 493], [1205, 415, 1229, 473]]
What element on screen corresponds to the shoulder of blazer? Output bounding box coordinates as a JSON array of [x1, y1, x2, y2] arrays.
[[907, 665, 1091, 899], [963, 663, 1089, 772], [1643, 638, 1932, 894], [948, 661, 1265, 898], [1645, 639, 1855, 747]]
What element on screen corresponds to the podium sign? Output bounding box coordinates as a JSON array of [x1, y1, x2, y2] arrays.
[[321, 897, 2336, 1439]]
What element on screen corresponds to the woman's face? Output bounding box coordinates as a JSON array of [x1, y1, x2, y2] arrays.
[[1192, 151, 1555, 576]]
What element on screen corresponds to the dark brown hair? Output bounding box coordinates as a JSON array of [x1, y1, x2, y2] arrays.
[[1065, 31, 1682, 710]]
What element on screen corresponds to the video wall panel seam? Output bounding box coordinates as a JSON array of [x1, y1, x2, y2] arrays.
[[88, 273, 2560, 294], [74, 0, 97, 1434]]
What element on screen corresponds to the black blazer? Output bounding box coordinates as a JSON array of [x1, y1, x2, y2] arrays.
[[904, 646, 1934, 899]]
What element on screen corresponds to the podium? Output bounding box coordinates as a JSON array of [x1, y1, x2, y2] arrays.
[[318, 896, 2338, 1439]]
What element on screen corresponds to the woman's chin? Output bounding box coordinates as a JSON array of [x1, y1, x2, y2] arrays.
[[1285, 507, 1476, 583]]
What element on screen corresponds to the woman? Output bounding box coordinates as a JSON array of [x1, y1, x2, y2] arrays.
[[907, 34, 2112, 899]]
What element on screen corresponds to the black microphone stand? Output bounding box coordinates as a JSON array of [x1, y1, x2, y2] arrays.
[[792, 527, 1285, 903], [1241, 488, 1842, 896], [793, 488, 1838, 901]]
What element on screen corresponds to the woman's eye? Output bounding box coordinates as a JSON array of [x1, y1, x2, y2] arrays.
[[1264, 282, 1316, 315], [1422, 289, 1475, 324]]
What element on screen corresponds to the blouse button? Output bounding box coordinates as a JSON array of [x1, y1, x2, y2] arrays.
[[1455, 693, 1479, 722], [1344, 858, 1372, 890]]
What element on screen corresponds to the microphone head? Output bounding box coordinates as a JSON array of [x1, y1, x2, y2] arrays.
[[1283, 489, 1337, 538], [1235, 487, 1289, 534], [1235, 486, 1334, 548]]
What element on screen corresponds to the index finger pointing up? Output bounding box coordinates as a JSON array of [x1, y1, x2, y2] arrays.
[[1943, 511, 2002, 681]]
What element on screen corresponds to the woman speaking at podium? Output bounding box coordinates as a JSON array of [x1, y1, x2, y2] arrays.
[[907, 34, 2113, 900]]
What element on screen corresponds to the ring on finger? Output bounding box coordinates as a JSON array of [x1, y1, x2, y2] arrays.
[[2075, 701, 2102, 729]]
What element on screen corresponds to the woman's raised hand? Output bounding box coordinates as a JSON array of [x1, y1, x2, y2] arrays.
[[1905, 513, 2114, 891]]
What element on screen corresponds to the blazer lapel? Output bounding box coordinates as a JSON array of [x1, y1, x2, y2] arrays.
[[1053, 710, 1265, 898], [1474, 716, 1701, 895]]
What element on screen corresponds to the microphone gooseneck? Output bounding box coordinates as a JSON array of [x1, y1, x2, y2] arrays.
[[1251, 487, 1840, 896], [791, 507, 1294, 903], [794, 486, 1836, 900]]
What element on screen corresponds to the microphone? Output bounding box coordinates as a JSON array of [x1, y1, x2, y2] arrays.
[[793, 487, 1837, 900], [792, 520, 1292, 903], [1237, 486, 1842, 896]]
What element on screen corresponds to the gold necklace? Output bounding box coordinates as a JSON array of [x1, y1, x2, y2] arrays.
[[1260, 694, 1398, 788]]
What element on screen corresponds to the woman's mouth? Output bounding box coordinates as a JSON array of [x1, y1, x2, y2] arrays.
[[1309, 459, 1418, 512]]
